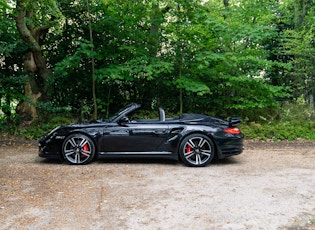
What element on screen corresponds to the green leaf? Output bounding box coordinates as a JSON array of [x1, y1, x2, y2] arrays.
[[175, 76, 211, 96]]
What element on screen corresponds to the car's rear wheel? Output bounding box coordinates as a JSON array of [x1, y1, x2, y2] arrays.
[[62, 134, 95, 165], [179, 134, 215, 167]]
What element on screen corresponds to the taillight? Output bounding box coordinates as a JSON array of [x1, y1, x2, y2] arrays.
[[224, 127, 241, 134]]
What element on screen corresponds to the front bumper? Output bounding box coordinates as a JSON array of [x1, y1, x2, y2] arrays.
[[38, 135, 62, 159]]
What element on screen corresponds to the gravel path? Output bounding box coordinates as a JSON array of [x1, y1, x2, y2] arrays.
[[0, 141, 314, 229]]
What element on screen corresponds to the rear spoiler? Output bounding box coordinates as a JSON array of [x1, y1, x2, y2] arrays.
[[229, 117, 241, 127]]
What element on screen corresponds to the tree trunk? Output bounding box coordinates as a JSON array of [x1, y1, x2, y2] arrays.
[[149, 4, 162, 57], [179, 88, 183, 114], [14, 0, 51, 121], [86, 0, 98, 120], [294, 0, 307, 29], [179, 56, 183, 114], [223, 0, 229, 7], [310, 85, 314, 110]]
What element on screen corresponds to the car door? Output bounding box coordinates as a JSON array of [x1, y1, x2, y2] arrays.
[[126, 123, 170, 152], [100, 122, 170, 153]]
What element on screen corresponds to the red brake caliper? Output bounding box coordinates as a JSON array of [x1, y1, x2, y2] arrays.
[[185, 145, 192, 154], [82, 144, 89, 157]]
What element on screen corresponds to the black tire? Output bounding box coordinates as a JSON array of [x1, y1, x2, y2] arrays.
[[179, 134, 215, 167], [62, 134, 95, 165]]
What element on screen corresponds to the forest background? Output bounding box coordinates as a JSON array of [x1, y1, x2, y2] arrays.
[[1, 0, 315, 141]]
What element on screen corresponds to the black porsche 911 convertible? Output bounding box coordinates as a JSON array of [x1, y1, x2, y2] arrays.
[[39, 103, 243, 167]]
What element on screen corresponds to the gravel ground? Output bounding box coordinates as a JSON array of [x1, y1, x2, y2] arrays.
[[0, 140, 314, 230]]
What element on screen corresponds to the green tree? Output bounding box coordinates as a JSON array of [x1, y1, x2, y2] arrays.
[[161, 0, 287, 115], [0, 0, 25, 120], [0, 0, 297, 124], [277, 0, 315, 108], [13, 0, 63, 120]]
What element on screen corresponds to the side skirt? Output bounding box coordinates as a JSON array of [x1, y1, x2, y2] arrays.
[[97, 151, 178, 161]]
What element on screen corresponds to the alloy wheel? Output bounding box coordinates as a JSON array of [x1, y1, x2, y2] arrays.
[[62, 134, 95, 164], [180, 134, 214, 166]]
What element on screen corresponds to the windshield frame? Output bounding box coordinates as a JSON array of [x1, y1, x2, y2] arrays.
[[108, 103, 141, 123]]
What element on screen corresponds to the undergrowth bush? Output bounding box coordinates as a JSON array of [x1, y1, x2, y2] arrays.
[[0, 115, 76, 140], [1, 101, 314, 141], [241, 102, 315, 141], [20, 116, 77, 140]]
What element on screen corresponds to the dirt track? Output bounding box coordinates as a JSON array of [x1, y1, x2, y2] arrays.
[[0, 141, 314, 230]]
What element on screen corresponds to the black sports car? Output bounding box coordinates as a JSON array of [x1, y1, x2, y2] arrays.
[[39, 103, 243, 167]]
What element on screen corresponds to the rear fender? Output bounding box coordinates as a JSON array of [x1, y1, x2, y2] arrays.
[[177, 131, 219, 158]]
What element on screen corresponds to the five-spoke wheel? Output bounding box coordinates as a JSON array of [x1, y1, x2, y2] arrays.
[[62, 134, 95, 165], [179, 134, 215, 167]]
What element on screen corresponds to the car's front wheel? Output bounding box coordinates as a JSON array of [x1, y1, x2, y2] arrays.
[[62, 134, 95, 165], [179, 134, 215, 167]]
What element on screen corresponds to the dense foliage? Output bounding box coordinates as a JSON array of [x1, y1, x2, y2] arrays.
[[1, 0, 315, 140]]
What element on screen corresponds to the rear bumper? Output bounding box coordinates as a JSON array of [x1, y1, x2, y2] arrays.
[[215, 135, 244, 159], [220, 146, 243, 157]]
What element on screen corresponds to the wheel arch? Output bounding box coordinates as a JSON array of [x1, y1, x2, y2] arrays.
[[61, 131, 98, 157], [177, 131, 219, 157]]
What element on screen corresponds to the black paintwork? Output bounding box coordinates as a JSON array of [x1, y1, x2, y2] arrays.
[[38, 103, 243, 163]]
